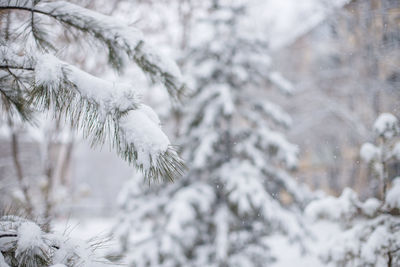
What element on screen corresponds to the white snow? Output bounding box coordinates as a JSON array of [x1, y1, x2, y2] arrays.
[[267, 221, 338, 267], [219, 160, 278, 217], [192, 132, 218, 168], [119, 105, 170, 169], [360, 142, 379, 163], [35, 54, 63, 91], [259, 128, 299, 169], [69, 66, 140, 115], [373, 113, 399, 139], [138, 104, 161, 126], [16, 222, 44, 254], [361, 198, 381, 217], [218, 84, 235, 115], [215, 207, 229, 262], [360, 225, 389, 264], [386, 177, 400, 209], [258, 100, 292, 128], [305, 188, 359, 222], [51, 235, 97, 267], [268, 71, 294, 94], [34, 53, 142, 116]]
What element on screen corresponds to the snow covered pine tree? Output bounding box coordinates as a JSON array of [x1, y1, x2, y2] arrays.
[[0, 0, 185, 266], [306, 113, 400, 266], [113, 1, 314, 266]]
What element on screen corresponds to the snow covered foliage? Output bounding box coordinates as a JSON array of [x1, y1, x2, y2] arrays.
[[360, 113, 400, 197], [307, 190, 400, 266], [306, 113, 400, 267], [112, 1, 314, 266], [0, 0, 185, 181], [306, 188, 364, 223], [373, 113, 399, 140], [0, 215, 110, 267], [321, 215, 400, 267], [386, 177, 400, 210]]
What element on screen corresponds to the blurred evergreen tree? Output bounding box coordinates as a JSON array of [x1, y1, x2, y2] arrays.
[[113, 1, 314, 266]]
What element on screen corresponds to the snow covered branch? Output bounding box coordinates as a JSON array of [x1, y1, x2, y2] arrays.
[[1, 49, 184, 181], [0, 0, 186, 181], [306, 113, 400, 266], [0, 215, 111, 267], [0, 0, 186, 100]]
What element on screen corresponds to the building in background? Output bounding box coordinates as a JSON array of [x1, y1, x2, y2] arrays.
[[274, 0, 400, 196]]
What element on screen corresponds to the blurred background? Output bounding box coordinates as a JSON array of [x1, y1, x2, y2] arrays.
[[1, 0, 398, 217]]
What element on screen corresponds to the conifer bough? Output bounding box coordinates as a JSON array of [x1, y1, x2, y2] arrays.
[[0, 0, 186, 181], [0, 215, 111, 266]]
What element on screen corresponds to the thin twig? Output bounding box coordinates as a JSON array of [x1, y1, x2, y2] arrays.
[[7, 117, 34, 218], [0, 65, 34, 71]]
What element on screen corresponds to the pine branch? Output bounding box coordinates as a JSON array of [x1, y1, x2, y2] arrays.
[[0, 0, 187, 181], [0, 65, 34, 71], [0, 0, 186, 100], [1, 50, 185, 181], [0, 215, 112, 266], [0, 50, 35, 121]]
